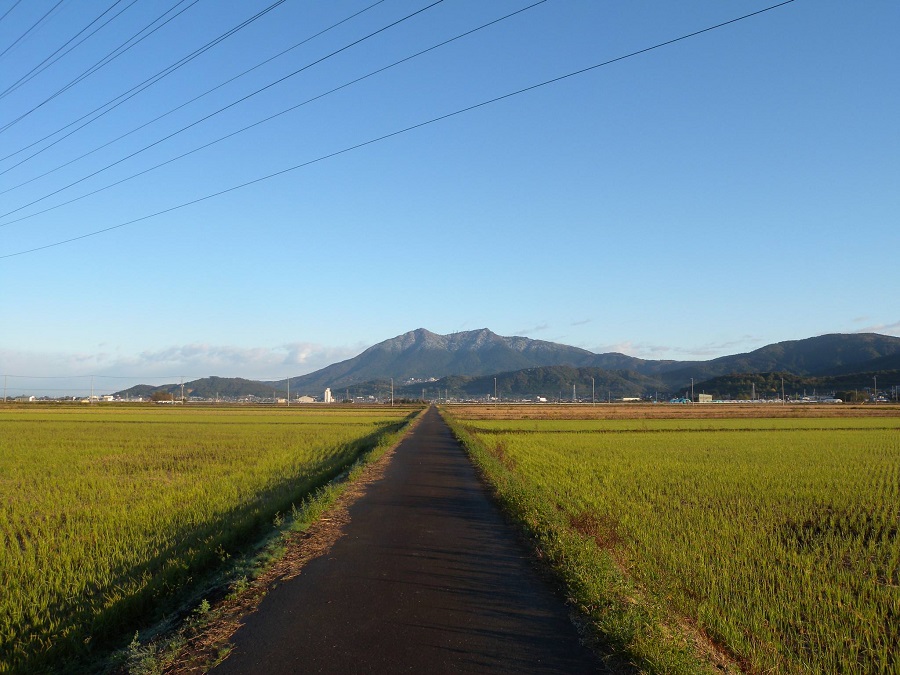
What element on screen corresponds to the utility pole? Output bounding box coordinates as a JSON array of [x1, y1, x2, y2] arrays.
[[181, 377, 185, 404], [90, 376, 94, 405], [573, 383, 576, 403], [494, 377, 497, 402], [781, 377, 785, 406], [690, 377, 694, 403], [591, 377, 595, 405], [287, 377, 290, 407], [873, 376, 877, 403], [3, 375, 6, 403], [390, 378, 393, 407]]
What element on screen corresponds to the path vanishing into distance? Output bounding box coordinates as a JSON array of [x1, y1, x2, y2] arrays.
[[212, 407, 602, 674]]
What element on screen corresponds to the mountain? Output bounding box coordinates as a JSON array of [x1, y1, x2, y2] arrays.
[[373, 366, 665, 400], [658, 333, 900, 388], [114, 330, 900, 400], [117, 376, 284, 400], [691, 370, 900, 401], [276, 328, 599, 394]]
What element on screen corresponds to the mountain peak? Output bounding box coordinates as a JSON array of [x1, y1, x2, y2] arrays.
[[115, 330, 900, 398]]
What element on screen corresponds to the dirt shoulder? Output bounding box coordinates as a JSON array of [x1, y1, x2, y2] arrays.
[[160, 416, 415, 674]]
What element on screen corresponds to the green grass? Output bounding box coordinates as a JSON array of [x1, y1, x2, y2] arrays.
[[443, 407, 900, 674], [0, 405, 420, 673]]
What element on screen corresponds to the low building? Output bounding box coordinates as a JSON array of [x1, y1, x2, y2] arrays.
[[697, 394, 713, 403]]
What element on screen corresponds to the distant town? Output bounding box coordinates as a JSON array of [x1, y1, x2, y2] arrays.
[[5, 388, 896, 405]]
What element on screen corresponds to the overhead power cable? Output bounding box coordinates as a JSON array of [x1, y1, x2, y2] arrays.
[[0, 0, 201, 134], [0, 0, 288, 164], [0, 0, 66, 61], [0, 0, 446, 220], [0, 0, 134, 101], [0, 1, 24, 26], [0, 0, 549, 226], [0, 0, 389, 192], [0, 0, 798, 260]]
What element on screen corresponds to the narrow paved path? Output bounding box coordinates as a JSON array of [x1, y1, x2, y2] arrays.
[[212, 407, 601, 674]]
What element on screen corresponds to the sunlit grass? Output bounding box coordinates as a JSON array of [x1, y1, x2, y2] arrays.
[[444, 405, 900, 674], [0, 405, 418, 673]]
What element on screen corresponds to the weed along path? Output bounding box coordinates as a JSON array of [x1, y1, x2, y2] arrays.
[[211, 406, 601, 674]]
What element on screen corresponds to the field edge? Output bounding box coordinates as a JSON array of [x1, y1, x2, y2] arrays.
[[110, 406, 427, 675], [439, 405, 737, 675]]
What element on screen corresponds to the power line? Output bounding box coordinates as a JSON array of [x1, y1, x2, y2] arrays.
[[0, 0, 549, 226], [0, 0, 446, 219], [0, 0, 389, 193], [0, 0, 66, 61], [0, 0, 135, 101], [0, 0, 287, 165], [0, 0, 798, 260], [0, 0, 24, 26], [1, 373, 195, 379], [0, 0, 202, 134]]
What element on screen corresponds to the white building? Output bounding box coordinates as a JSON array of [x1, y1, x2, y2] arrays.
[[324, 388, 334, 403]]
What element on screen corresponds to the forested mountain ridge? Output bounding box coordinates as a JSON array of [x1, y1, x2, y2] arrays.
[[115, 329, 900, 398]]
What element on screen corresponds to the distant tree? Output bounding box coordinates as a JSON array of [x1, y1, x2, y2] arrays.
[[836, 390, 866, 403], [149, 390, 174, 402]]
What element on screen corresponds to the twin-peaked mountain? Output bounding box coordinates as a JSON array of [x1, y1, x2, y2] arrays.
[[279, 328, 604, 392], [274, 329, 900, 391], [116, 328, 900, 399]]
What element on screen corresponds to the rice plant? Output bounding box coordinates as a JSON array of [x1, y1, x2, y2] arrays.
[[446, 406, 900, 674], [0, 406, 416, 673]]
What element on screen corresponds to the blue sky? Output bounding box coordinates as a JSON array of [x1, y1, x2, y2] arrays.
[[1, 0, 898, 395]]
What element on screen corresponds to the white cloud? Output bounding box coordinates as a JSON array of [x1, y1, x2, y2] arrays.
[[592, 335, 764, 360], [0, 341, 364, 396], [515, 322, 549, 335], [853, 320, 900, 336]]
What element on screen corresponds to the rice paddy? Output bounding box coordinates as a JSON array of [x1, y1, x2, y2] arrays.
[[443, 404, 900, 674], [0, 405, 419, 673]]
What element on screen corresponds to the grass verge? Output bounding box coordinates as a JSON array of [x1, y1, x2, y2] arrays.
[[440, 408, 733, 675]]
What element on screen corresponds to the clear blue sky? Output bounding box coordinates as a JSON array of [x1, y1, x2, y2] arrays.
[[1, 0, 898, 394]]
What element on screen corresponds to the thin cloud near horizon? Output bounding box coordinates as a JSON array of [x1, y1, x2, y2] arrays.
[[0, 342, 364, 382]]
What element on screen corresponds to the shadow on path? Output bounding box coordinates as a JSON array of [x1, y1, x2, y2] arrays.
[[212, 407, 604, 674]]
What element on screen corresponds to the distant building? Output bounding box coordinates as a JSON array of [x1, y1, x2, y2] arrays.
[[297, 395, 315, 404], [697, 394, 713, 403], [324, 388, 334, 403]]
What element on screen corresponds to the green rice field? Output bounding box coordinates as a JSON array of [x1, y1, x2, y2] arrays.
[[444, 406, 900, 674], [0, 405, 418, 673]]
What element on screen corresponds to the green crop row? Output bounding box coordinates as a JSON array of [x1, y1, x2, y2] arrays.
[[0, 406, 418, 673], [443, 407, 900, 674]]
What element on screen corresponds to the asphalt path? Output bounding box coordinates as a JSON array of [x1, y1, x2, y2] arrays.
[[212, 406, 601, 674]]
